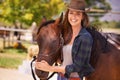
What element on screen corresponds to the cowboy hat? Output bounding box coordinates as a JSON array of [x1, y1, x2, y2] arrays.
[[68, 0, 90, 12]]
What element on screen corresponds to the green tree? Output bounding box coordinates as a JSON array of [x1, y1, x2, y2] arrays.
[[0, 0, 65, 27]]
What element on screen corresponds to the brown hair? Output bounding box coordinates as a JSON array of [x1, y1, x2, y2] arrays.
[[62, 9, 72, 45], [81, 12, 89, 27], [62, 9, 90, 45], [64, 9, 90, 27]]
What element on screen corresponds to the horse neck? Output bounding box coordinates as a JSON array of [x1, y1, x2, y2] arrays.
[[90, 39, 102, 68]]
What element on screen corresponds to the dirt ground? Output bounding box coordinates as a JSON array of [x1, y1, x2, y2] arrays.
[[0, 68, 57, 80], [0, 68, 33, 80]]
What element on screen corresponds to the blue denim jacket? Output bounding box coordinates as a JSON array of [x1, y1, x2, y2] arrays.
[[64, 28, 94, 80]]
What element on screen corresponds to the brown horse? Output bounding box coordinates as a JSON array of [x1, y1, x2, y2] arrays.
[[34, 14, 120, 80], [34, 13, 65, 80], [85, 28, 120, 80]]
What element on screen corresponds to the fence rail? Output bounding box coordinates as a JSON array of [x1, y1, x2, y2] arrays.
[[0, 27, 31, 32], [0, 27, 33, 49]]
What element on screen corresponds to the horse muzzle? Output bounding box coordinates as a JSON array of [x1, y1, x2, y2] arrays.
[[35, 68, 49, 80]]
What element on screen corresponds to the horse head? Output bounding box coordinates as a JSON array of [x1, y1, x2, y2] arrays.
[[35, 13, 63, 80]]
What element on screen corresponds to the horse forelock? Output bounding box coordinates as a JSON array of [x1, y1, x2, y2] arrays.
[[37, 20, 55, 35]]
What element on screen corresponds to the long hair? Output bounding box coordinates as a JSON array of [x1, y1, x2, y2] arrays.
[[62, 9, 72, 45], [81, 12, 89, 27], [62, 9, 90, 45]]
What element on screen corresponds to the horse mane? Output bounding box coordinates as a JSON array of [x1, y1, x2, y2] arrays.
[[87, 27, 109, 53], [86, 27, 110, 68]]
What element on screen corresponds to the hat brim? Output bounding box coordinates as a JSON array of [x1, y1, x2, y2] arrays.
[[68, 7, 90, 12]]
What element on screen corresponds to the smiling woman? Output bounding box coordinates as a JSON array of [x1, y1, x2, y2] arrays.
[[34, 0, 94, 80]]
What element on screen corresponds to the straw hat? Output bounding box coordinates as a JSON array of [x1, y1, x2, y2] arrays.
[[68, 0, 89, 12]]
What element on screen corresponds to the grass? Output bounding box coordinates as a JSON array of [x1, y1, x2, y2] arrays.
[[0, 56, 22, 68], [0, 39, 33, 69], [0, 48, 27, 69]]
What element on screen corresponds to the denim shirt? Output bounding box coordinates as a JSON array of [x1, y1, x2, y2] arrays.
[[64, 28, 94, 80]]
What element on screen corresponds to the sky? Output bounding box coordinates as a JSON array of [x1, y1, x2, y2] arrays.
[[100, 0, 120, 22], [107, 0, 120, 11]]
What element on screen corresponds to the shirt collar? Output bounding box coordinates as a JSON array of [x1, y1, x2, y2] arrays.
[[78, 27, 87, 36]]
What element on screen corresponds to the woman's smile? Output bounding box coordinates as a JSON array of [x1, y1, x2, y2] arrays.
[[68, 9, 82, 26]]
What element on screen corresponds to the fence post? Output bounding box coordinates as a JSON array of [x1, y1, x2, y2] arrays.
[[3, 36, 5, 49]]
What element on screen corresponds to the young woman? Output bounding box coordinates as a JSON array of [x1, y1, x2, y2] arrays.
[[35, 0, 94, 80]]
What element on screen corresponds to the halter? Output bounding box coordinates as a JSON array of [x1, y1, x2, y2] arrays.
[[31, 33, 64, 80]]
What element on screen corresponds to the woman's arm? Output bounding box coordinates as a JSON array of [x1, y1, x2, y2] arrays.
[[35, 60, 65, 73]]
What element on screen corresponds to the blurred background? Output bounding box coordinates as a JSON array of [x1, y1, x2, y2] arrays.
[[0, 0, 120, 80]]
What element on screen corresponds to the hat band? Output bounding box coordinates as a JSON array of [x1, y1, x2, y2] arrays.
[[68, 5, 85, 11]]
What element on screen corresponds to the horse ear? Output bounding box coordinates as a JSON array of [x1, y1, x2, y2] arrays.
[[55, 12, 63, 25], [59, 12, 63, 23]]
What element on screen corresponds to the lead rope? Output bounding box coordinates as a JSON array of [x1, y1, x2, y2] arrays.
[[48, 34, 64, 79], [31, 34, 64, 80], [31, 56, 37, 80], [47, 62, 58, 80], [31, 56, 58, 80]]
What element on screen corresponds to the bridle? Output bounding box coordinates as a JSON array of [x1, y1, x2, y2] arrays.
[[31, 33, 64, 80]]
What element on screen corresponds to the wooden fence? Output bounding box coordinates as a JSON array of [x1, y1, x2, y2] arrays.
[[0, 27, 32, 49]]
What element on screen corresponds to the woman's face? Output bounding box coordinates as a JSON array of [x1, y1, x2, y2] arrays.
[[68, 9, 83, 27]]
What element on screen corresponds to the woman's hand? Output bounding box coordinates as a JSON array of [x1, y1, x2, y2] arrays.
[[35, 60, 66, 73], [35, 60, 52, 72]]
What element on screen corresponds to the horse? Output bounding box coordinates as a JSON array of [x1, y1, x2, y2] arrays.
[[85, 28, 120, 80], [32, 13, 120, 80], [34, 13, 65, 80]]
